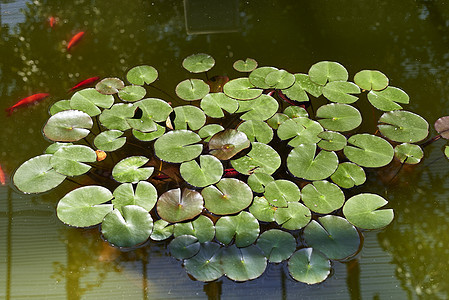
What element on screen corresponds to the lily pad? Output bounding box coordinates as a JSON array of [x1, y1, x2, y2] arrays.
[[56, 185, 113, 227], [308, 61, 348, 86], [288, 248, 331, 284], [343, 193, 394, 230], [70, 88, 114, 116], [283, 106, 309, 119], [434, 116, 449, 139], [237, 120, 273, 144], [132, 124, 165, 141], [112, 181, 157, 212], [317, 131, 347, 151], [367, 86, 409, 111], [249, 66, 278, 89], [184, 242, 224, 282], [265, 69, 295, 89], [231, 142, 281, 175], [303, 215, 360, 260], [236, 94, 279, 121], [301, 181, 345, 214], [182, 53, 215, 73], [294, 73, 323, 97], [354, 70, 389, 91], [43, 110, 93, 142], [394, 143, 423, 164], [169, 235, 200, 259], [378, 110, 429, 143], [94, 130, 126, 152], [215, 211, 260, 247], [157, 188, 204, 223], [13, 155, 66, 194], [330, 162, 366, 189], [282, 75, 309, 102], [248, 196, 276, 222], [247, 172, 274, 193], [267, 113, 290, 129], [154, 130, 203, 163], [173, 105, 206, 130], [126, 65, 158, 85], [95, 77, 125, 95], [233, 58, 258, 72], [150, 219, 174, 241], [202, 178, 253, 215], [322, 81, 360, 104], [128, 98, 173, 132], [343, 134, 394, 168], [176, 79, 210, 101], [208, 129, 250, 160], [200, 92, 238, 118], [198, 124, 224, 142], [287, 144, 338, 180], [257, 229, 296, 263], [112, 156, 154, 183], [45, 142, 73, 154], [223, 78, 263, 100], [277, 117, 323, 146], [220, 244, 267, 282], [101, 205, 153, 247], [274, 202, 311, 230], [264, 179, 301, 207], [50, 144, 96, 176], [99, 103, 135, 131], [173, 215, 215, 243], [50, 100, 71, 115], [118, 85, 146, 102], [180, 155, 223, 187], [316, 103, 362, 132]]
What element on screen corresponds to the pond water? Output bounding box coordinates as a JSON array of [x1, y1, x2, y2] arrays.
[[1, 0, 449, 299]]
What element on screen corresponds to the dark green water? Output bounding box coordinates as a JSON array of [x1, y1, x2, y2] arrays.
[[1, 0, 449, 299]]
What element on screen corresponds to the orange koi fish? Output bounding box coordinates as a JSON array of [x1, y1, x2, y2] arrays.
[[69, 76, 100, 92], [49, 16, 56, 28], [67, 31, 85, 51], [5, 93, 50, 116], [0, 164, 5, 185]]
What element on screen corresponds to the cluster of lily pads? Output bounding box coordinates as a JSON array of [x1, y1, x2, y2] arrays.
[[13, 54, 430, 284]]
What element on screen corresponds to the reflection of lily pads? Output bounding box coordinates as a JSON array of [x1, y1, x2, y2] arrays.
[[94, 130, 126, 152], [51, 144, 96, 176], [112, 156, 154, 183], [257, 229, 296, 263], [221, 245, 267, 282], [215, 211, 259, 247], [157, 188, 204, 223], [274, 202, 311, 230], [343, 134, 394, 168], [184, 242, 223, 282], [96, 77, 125, 95], [126, 65, 158, 85], [233, 58, 258, 72], [43, 110, 93, 142], [287, 144, 338, 180], [176, 79, 210, 101], [154, 130, 203, 163], [354, 70, 389, 91], [112, 181, 157, 213], [208, 129, 250, 160], [182, 53, 215, 73], [288, 248, 331, 284], [301, 180, 345, 214], [180, 155, 223, 187], [231, 142, 281, 175], [394, 143, 423, 164], [308, 61, 348, 85], [330, 162, 366, 189], [223, 78, 263, 100], [173, 215, 215, 243], [378, 110, 429, 143]]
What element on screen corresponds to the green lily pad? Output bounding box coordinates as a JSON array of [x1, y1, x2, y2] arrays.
[[303, 215, 360, 260], [50, 100, 71, 115], [173, 215, 215, 243], [208, 129, 250, 160], [126, 65, 158, 85], [247, 172, 274, 193], [343, 134, 394, 168], [134, 98, 173, 122], [265, 69, 295, 89], [274, 202, 311, 230], [287, 144, 338, 180], [308, 61, 348, 86], [150, 219, 174, 241], [249, 66, 278, 89], [236, 94, 279, 121], [257, 229, 296, 263], [182, 53, 215, 73], [367, 86, 409, 111], [282, 75, 309, 102], [294, 73, 323, 97], [264, 179, 301, 207], [322, 81, 360, 104], [301, 181, 345, 214], [288, 248, 331, 284], [394, 143, 423, 164], [200, 92, 238, 118], [157, 188, 204, 223], [56, 185, 113, 227], [223, 78, 263, 100], [277, 117, 323, 146], [45, 142, 73, 154], [231, 142, 281, 175], [267, 113, 290, 129], [198, 124, 224, 142], [233, 58, 258, 72], [132, 124, 166, 141], [330, 162, 366, 189], [173, 105, 206, 130], [112, 181, 157, 213], [118, 85, 146, 102], [215, 211, 260, 247], [237, 120, 273, 144], [184, 242, 223, 282], [445, 146, 449, 159], [70, 88, 114, 116], [13, 155, 66, 194], [180, 155, 223, 187], [248, 196, 276, 222], [95, 77, 125, 95], [354, 70, 389, 91], [169, 235, 200, 259], [202, 178, 253, 215], [316, 103, 362, 132], [94, 130, 126, 152], [220, 244, 267, 282], [154, 130, 203, 163], [43, 110, 93, 142], [176, 79, 210, 101], [283, 106, 309, 119], [50, 145, 96, 176], [111, 156, 154, 183], [378, 110, 429, 143], [343, 193, 394, 230], [317, 131, 347, 151], [99, 103, 135, 131], [101, 205, 153, 247]]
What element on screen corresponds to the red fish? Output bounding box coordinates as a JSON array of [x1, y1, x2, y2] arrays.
[[5, 93, 50, 116], [69, 76, 100, 92], [0, 164, 5, 185], [67, 31, 85, 51], [49, 16, 56, 28], [223, 168, 239, 178]]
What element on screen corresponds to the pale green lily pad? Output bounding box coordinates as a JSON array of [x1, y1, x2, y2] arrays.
[[394, 143, 423, 164], [99, 103, 135, 131], [101, 205, 153, 247], [220, 245, 267, 282], [13, 155, 66, 193], [236, 94, 279, 121], [215, 211, 260, 247], [133, 98, 173, 122], [308, 61, 348, 86], [173, 105, 206, 130], [176, 79, 210, 101], [200, 92, 238, 118], [257, 229, 296, 263], [282, 75, 309, 102], [303, 215, 360, 260], [95, 77, 125, 95], [301, 181, 345, 214], [237, 120, 273, 144], [247, 172, 274, 194], [150, 219, 174, 241], [154, 130, 203, 163], [274, 202, 311, 230], [169, 235, 200, 259], [288, 248, 331, 284], [322, 81, 360, 104], [367, 86, 409, 111], [157, 188, 204, 223], [45, 142, 73, 154], [330, 162, 366, 189], [223, 78, 263, 100], [202, 178, 253, 215], [343, 134, 394, 168], [173, 215, 215, 243], [445, 146, 449, 159], [287, 144, 338, 180], [231, 142, 281, 175], [249, 66, 278, 89], [248, 196, 276, 222], [198, 124, 224, 142], [51, 145, 96, 176], [182, 53, 215, 73], [184, 242, 223, 282], [316, 103, 362, 132], [56, 185, 113, 227], [264, 179, 301, 207], [180, 155, 223, 187], [343, 193, 394, 230], [267, 113, 289, 129], [317, 131, 347, 151], [208, 129, 250, 160], [354, 70, 389, 91], [70, 88, 114, 116], [295, 73, 323, 97], [277, 117, 323, 146], [112, 156, 154, 183], [118, 85, 146, 102], [50, 100, 71, 115], [126, 65, 158, 85], [132, 124, 165, 141], [43, 110, 93, 142], [378, 110, 429, 143], [112, 181, 157, 213], [94, 130, 126, 152], [284, 106, 309, 118], [265, 69, 295, 89], [233, 58, 258, 72]]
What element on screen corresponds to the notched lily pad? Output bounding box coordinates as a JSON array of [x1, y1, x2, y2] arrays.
[[126, 65, 158, 85], [233, 58, 258, 72], [257, 229, 296, 263], [96, 77, 125, 95], [378, 110, 429, 143], [154, 130, 203, 163], [118, 85, 146, 102], [367, 86, 409, 111], [248, 196, 276, 222], [274, 202, 311, 230], [288, 248, 331, 284], [343, 134, 394, 168], [176, 79, 210, 101], [112, 156, 154, 183], [70, 88, 115, 116], [264, 179, 301, 207], [308, 61, 348, 86], [394, 143, 423, 164], [223, 78, 263, 100], [182, 53, 215, 73], [208, 129, 250, 160], [316, 103, 362, 132], [169, 235, 200, 259], [354, 70, 389, 91], [184, 242, 223, 282], [301, 181, 345, 214], [231, 142, 281, 175], [434, 116, 449, 139], [201, 92, 238, 118], [157, 188, 204, 223], [173, 215, 215, 243], [94, 130, 126, 152], [112, 181, 157, 213], [180, 155, 223, 188], [330, 162, 366, 189], [43, 110, 93, 142], [236, 94, 279, 121], [173, 105, 206, 130], [50, 144, 96, 176], [322, 81, 360, 104], [249, 66, 278, 89], [215, 211, 260, 247], [237, 120, 273, 144], [220, 244, 267, 282]]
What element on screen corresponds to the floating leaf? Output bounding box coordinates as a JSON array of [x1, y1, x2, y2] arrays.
[[308, 61, 348, 86], [132, 124, 165, 141], [294, 73, 323, 97], [237, 120, 273, 144], [70, 88, 114, 116], [317, 131, 347, 151], [173, 215, 215, 243], [257, 229, 296, 263], [180, 155, 223, 187], [378, 110, 429, 143], [112, 181, 157, 213], [220, 245, 267, 282], [202, 178, 253, 215], [50, 100, 71, 115], [343, 193, 394, 230], [95, 77, 125, 95], [265, 69, 295, 89], [128, 98, 173, 132], [157, 188, 204, 223], [215, 211, 260, 247], [94, 130, 126, 152], [264, 179, 301, 207], [274, 202, 311, 230], [287, 144, 338, 180], [367, 86, 409, 111], [322, 81, 360, 104], [267, 113, 289, 129], [247, 173, 274, 193], [118, 85, 146, 102], [13, 155, 66, 193], [248, 196, 276, 222], [249, 66, 278, 89], [169, 235, 200, 259], [316, 103, 362, 132], [343, 134, 394, 168], [154, 130, 203, 163], [282, 75, 309, 102], [50, 145, 96, 176], [394, 143, 423, 164], [233, 58, 258, 72], [182, 53, 215, 73], [330, 162, 366, 189], [231, 142, 281, 175], [99, 103, 134, 131], [288, 248, 331, 284], [200, 92, 238, 118], [176, 79, 210, 101], [208, 129, 250, 160], [173, 105, 206, 130], [277, 117, 323, 146], [150, 219, 174, 241], [57, 185, 113, 227], [445, 146, 449, 159], [303, 215, 360, 260], [43, 110, 93, 142], [301, 181, 345, 214], [126, 65, 158, 85], [223, 78, 263, 100], [198, 124, 224, 142], [284, 106, 309, 119], [112, 156, 154, 183], [434, 116, 449, 139], [101, 205, 153, 247], [45, 142, 73, 154], [236, 94, 279, 121], [354, 70, 389, 91], [184, 242, 223, 282]]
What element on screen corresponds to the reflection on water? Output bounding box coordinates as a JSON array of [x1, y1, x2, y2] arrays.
[[1, 0, 449, 299]]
